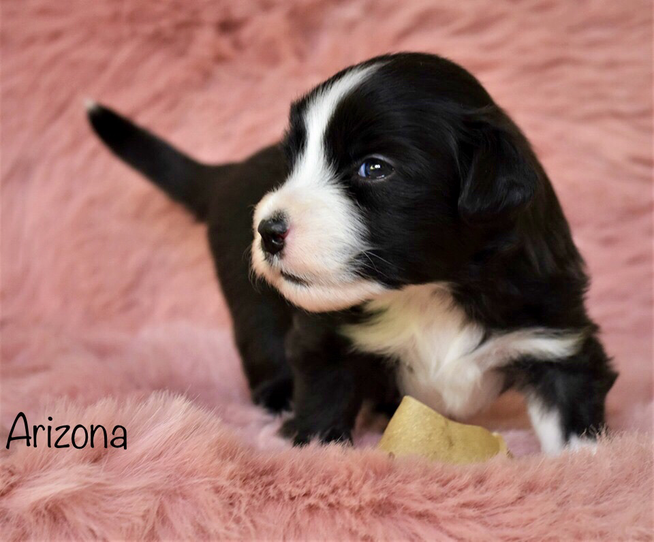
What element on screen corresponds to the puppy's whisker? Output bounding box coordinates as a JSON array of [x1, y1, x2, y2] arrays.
[[358, 251, 392, 281], [248, 269, 263, 292], [245, 247, 266, 292], [243, 246, 253, 264], [361, 250, 399, 274]]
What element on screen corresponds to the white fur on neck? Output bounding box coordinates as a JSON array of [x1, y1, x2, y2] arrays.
[[343, 283, 583, 420]]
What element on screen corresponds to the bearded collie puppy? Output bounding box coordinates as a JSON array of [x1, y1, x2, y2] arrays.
[[88, 52, 617, 454]]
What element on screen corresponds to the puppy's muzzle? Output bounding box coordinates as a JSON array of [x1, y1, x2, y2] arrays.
[[258, 216, 288, 256]]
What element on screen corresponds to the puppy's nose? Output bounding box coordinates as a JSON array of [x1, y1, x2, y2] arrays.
[[258, 217, 288, 255]]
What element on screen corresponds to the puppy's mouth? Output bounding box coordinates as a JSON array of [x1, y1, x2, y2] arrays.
[[280, 270, 310, 286], [262, 252, 311, 286], [251, 240, 386, 313]]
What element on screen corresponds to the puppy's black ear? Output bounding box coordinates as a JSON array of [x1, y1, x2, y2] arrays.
[[458, 115, 539, 224]]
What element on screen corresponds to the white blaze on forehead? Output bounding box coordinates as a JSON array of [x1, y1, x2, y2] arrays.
[[251, 63, 385, 312], [290, 64, 379, 185]]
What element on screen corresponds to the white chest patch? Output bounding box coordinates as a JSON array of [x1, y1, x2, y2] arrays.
[[342, 284, 582, 420]]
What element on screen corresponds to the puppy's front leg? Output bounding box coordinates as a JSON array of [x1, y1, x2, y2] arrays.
[[509, 336, 617, 454], [281, 313, 365, 446]]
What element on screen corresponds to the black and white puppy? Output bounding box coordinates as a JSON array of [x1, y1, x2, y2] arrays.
[[88, 52, 617, 454]]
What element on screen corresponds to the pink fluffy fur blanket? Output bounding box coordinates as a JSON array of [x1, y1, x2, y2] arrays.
[[1, 0, 652, 539]]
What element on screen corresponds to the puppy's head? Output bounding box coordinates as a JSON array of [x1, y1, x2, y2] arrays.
[[252, 53, 540, 312]]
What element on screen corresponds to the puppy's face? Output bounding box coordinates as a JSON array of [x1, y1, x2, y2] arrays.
[[252, 53, 538, 312]]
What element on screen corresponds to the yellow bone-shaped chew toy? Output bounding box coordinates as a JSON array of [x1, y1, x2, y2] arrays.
[[378, 396, 510, 464]]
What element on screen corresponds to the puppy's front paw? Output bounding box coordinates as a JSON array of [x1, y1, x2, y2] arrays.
[[279, 417, 311, 446], [279, 417, 298, 440], [252, 376, 293, 413], [568, 435, 599, 454], [279, 418, 352, 446], [319, 426, 353, 445]]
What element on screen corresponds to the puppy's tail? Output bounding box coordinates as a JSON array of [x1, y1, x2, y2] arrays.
[[86, 101, 216, 220]]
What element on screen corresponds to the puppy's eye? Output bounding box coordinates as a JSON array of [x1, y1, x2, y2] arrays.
[[357, 158, 394, 180]]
